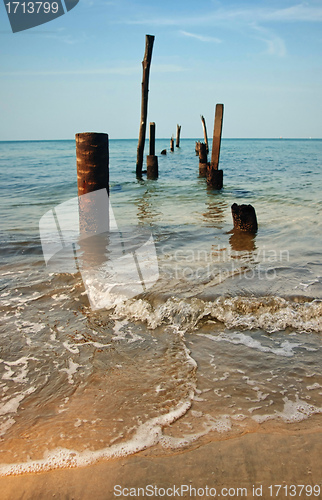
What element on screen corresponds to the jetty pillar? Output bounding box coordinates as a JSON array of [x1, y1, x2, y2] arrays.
[[170, 136, 174, 152], [76, 132, 109, 235], [147, 121, 158, 179], [207, 104, 224, 189], [76, 132, 109, 197], [136, 34, 155, 178]]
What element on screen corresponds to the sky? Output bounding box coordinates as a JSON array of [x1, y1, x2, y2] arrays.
[[1, 0, 322, 140]]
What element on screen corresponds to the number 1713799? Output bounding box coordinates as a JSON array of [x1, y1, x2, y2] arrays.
[[268, 485, 321, 497], [5, 2, 59, 14]]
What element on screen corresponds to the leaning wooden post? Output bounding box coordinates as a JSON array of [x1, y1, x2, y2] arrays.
[[176, 124, 181, 148], [76, 132, 109, 234], [147, 122, 158, 179], [136, 34, 155, 178], [199, 142, 208, 177], [170, 136, 174, 152], [200, 115, 209, 153], [207, 104, 224, 190]]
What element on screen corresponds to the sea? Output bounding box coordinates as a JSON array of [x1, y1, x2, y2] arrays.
[[0, 138, 322, 475]]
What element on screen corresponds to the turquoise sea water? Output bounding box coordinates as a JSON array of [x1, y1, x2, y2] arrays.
[[0, 138, 322, 474]]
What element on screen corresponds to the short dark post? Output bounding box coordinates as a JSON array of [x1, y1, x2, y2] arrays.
[[207, 104, 224, 189], [231, 204, 258, 233], [176, 124, 181, 148], [147, 121, 158, 179], [200, 115, 209, 153], [170, 136, 174, 152], [199, 142, 208, 177], [195, 141, 201, 155], [76, 132, 109, 234], [136, 34, 155, 178], [149, 122, 156, 156]]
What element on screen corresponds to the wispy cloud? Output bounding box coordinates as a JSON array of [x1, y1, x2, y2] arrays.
[[251, 25, 287, 57], [125, 4, 322, 26], [179, 30, 222, 43]]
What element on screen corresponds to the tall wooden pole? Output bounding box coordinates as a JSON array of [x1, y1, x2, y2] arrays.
[[136, 34, 155, 178], [176, 124, 181, 148], [200, 115, 209, 153]]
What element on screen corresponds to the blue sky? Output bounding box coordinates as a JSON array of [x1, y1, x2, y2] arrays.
[[1, 0, 322, 140]]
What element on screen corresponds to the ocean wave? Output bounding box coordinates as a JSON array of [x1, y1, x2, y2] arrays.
[[110, 295, 322, 334]]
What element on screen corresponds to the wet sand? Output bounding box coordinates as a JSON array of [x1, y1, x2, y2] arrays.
[[1, 428, 321, 499]]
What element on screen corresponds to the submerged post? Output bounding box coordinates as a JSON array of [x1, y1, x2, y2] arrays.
[[176, 124, 181, 148], [76, 132, 109, 234], [207, 104, 224, 189], [231, 204, 258, 233], [170, 136, 174, 152], [136, 34, 155, 178], [200, 115, 209, 153], [147, 121, 158, 179]]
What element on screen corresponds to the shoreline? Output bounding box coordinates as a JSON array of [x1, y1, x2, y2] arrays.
[[1, 428, 321, 499]]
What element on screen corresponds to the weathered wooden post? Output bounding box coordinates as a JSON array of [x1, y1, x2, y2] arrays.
[[76, 132, 109, 235], [136, 34, 155, 178], [176, 124, 181, 148], [76, 133, 109, 197], [195, 141, 201, 155], [170, 136, 174, 152], [207, 104, 224, 189], [199, 142, 208, 177], [231, 204, 258, 233], [147, 122, 158, 179], [200, 115, 209, 153]]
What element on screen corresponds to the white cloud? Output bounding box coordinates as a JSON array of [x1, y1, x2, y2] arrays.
[[125, 4, 322, 26], [179, 30, 222, 43], [251, 25, 287, 57]]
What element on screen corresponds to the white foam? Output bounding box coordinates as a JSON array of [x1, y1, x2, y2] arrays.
[[253, 396, 322, 424], [60, 360, 80, 385], [307, 383, 322, 391], [0, 392, 194, 476], [0, 386, 36, 416], [0, 417, 15, 436], [200, 332, 301, 358]]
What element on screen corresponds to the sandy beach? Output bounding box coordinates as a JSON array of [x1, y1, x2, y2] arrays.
[[1, 426, 321, 500]]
